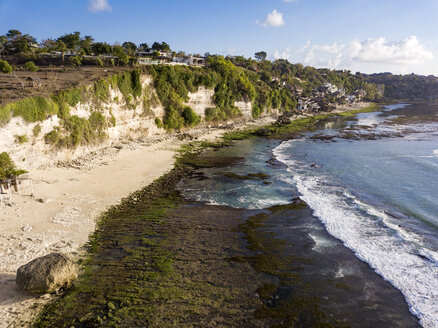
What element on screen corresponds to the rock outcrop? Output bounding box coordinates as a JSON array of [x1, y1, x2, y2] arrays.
[[16, 252, 77, 294]]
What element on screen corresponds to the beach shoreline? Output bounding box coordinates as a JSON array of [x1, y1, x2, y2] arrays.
[[0, 116, 279, 327], [0, 102, 371, 327]]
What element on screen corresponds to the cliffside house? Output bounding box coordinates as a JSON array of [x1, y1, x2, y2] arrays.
[[137, 49, 172, 58], [137, 58, 165, 65], [298, 98, 309, 111], [318, 82, 339, 94], [172, 56, 206, 66]]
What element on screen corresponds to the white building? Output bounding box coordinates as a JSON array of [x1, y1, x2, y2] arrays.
[[172, 56, 206, 66], [298, 98, 309, 111], [137, 49, 172, 58]]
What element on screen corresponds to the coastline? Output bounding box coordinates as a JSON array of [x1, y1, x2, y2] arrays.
[[0, 116, 276, 327], [0, 102, 372, 327]]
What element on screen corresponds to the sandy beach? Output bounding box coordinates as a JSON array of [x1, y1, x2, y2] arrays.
[[0, 117, 278, 328]]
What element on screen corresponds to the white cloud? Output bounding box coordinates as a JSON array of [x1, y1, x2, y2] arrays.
[[262, 9, 285, 27], [273, 36, 435, 74], [303, 43, 346, 68], [88, 0, 112, 13], [351, 36, 433, 65], [273, 47, 292, 60]]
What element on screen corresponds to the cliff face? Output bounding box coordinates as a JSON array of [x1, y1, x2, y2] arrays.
[[185, 87, 215, 118], [0, 74, 254, 171]]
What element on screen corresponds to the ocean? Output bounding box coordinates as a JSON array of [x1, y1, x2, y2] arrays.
[[181, 103, 438, 327]]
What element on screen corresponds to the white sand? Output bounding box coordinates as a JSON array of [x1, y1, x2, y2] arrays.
[[0, 117, 276, 327]]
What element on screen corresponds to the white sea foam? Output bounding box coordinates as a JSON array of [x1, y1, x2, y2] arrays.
[[334, 266, 355, 278], [273, 141, 438, 328], [308, 233, 336, 252]]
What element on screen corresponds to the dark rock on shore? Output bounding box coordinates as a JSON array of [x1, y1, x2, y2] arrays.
[[16, 253, 77, 294]]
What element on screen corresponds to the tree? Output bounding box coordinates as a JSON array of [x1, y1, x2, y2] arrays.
[[41, 39, 58, 52], [90, 42, 111, 55], [13, 36, 30, 53], [138, 43, 149, 51], [0, 36, 7, 58], [0, 152, 27, 179], [152, 41, 171, 52], [58, 32, 80, 50], [6, 29, 22, 40], [151, 42, 161, 51], [56, 40, 67, 63], [112, 45, 129, 65], [122, 41, 137, 55], [255, 51, 267, 61], [79, 35, 94, 54], [160, 42, 171, 52]]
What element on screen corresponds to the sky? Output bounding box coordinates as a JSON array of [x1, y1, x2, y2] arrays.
[[1, 0, 438, 75]]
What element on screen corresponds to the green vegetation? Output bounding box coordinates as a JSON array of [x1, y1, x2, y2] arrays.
[[44, 114, 107, 148], [365, 72, 438, 100], [0, 59, 12, 73], [113, 69, 142, 101], [32, 124, 42, 137], [147, 65, 204, 129], [55, 87, 85, 107], [93, 79, 110, 102], [154, 117, 163, 128], [2, 97, 59, 123], [96, 57, 104, 67], [221, 172, 269, 181], [230, 56, 382, 102], [14, 134, 28, 144], [0, 69, 147, 148], [69, 55, 82, 67], [33, 168, 185, 327], [24, 61, 39, 72], [146, 57, 275, 128], [182, 106, 200, 127], [0, 152, 27, 179]]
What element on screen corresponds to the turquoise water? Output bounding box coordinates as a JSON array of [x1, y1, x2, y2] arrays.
[[181, 103, 438, 327], [274, 104, 438, 327]]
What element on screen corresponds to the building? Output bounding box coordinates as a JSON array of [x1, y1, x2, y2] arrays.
[[319, 82, 339, 94], [298, 98, 309, 111], [172, 56, 206, 66], [137, 58, 165, 65], [137, 49, 172, 58]]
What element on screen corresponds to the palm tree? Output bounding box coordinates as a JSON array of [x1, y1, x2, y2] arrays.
[[0, 36, 7, 58], [57, 40, 67, 64]]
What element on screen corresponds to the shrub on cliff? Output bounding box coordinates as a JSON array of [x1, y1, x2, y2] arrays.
[[182, 106, 200, 127], [25, 61, 39, 72], [89, 111, 106, 132], [114, 70, 142, 100], [163, 106, 185, 130], [3, 97, 59, 123], [93, 79, 110, 102], [0, 60, 12, 74]]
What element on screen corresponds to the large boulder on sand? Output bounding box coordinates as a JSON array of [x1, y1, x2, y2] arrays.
[[16, 253, 77, 294]]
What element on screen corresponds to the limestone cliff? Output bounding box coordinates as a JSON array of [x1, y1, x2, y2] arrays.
[[0, 73, 254, 170]]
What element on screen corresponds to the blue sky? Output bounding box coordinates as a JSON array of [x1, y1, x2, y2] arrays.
[[1, 0, 438, 75]]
